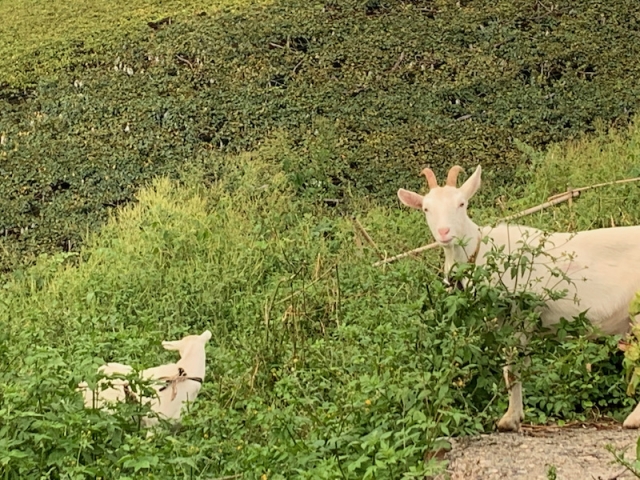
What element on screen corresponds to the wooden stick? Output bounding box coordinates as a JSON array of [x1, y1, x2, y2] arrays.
[[373, 175, 640, 267], [500, 190, 580, 222], [352, 217, 384, 260], [372, 242, 439, 267], [373, 191, 578, 267], [547, 176, 640, 201]]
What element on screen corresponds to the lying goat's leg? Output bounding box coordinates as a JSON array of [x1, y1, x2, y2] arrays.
[[497, 363, 524, 432]]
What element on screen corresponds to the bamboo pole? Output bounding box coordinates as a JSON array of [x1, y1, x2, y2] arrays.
[[373, 192, 580, 267], [373, 174, 640, 267], [547, 176, 640, 201], [500, 190, 580, 222]]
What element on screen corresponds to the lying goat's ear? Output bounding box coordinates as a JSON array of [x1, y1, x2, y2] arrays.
[[162, 340, 181, 351], [397, 189, 424, 209]]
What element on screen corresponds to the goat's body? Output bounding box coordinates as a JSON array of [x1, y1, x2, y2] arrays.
[[77, 363, 134, 410], [473, 224, 640, 335]]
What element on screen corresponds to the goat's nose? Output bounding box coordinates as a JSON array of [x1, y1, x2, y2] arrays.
[[437, 227, 450, 237]]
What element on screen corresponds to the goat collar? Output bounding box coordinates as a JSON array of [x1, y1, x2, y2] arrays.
[[467, 229, 482, 264], [448, 230, 482, 291], [159, 367, 204, 401]]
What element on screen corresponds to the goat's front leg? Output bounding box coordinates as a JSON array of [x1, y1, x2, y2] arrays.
[[497, 364, 524, 432], [623, 403, 640, 429]]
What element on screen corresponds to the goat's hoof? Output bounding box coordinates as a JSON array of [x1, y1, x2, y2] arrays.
[[497, 413, 521, 432], [623, 415, 640, 429]]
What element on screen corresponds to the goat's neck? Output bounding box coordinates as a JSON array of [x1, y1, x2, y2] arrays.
[[442, 219, 482, 274], [176, 346, 207, 379]]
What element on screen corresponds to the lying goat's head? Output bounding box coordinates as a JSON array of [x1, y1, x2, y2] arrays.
[[162, 330, 212, 356], [397, 165, 482, 246]]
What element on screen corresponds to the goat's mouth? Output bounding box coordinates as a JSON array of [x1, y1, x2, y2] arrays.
[[438, 237, 453, 246]]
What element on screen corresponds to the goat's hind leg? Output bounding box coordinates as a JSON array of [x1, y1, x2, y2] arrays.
[[497, 364, 524, 432]]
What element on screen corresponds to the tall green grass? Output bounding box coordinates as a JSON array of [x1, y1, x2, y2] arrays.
[[1, 124, 640, 478]]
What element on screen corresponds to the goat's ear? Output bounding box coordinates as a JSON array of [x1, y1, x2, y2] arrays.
[[397, 189, 424, 209], [162, 340, 181, 351], [201, 330, 212, 342], [459, 165, 482, 200]]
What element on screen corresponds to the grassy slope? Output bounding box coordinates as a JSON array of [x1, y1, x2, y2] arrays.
[[2, 0, 640, 271], [2, 0, 640, 477], [1, 126, 640, 478]]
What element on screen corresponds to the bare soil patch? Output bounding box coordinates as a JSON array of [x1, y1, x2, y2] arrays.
[[438, 423, 640, 480]]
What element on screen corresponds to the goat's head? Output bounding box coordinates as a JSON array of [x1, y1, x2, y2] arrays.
[[162, 330, 212, 356], [397, 165, 482, 246]]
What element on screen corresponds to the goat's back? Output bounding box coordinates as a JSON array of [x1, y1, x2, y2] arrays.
[[477, 224, 640, 334]]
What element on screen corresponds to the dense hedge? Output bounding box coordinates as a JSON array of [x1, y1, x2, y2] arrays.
[[2, 0, 640, 270]]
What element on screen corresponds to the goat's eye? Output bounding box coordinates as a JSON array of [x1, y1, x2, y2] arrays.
[[459, 202, 465, 208]]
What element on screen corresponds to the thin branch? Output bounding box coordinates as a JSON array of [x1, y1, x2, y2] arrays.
[[293, 59, 304, 74], [212, 475, 243, 480], [352, 217, 384, 260], [373, 193, 579, 267], [606, 444, 640, 480], [175, 55, 194, 69], [389, 51, 405, 72], [500, 190, 579, 222], [248, 357, 260, 391], [372, 242, 439, 267], [373, 175, 640, 267]]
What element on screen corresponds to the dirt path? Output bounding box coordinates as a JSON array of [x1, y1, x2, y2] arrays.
[[438, 424, 640, 480]]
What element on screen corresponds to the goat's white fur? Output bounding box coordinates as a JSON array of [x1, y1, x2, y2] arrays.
[[398, 165, 640, 431], [77, 362, 134, 411], [77, 330, 212, 428]]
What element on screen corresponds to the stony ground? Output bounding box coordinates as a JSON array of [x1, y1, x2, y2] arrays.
[[436, 423, 640, 480]]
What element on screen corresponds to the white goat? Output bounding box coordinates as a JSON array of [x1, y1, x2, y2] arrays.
[[397, 165, 640, 431], [78, 330, 212, 427]]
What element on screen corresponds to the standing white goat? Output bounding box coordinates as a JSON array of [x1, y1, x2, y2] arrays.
[[78, 330, 212, 428], [397, 165, 640, 431]]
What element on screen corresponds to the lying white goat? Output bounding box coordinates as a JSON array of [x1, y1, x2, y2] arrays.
[[78, 330, 211, 427], [397, 165, 640, 431]]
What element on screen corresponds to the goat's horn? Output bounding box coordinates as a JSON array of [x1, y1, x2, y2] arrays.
[[420, 168, 438, 189], [446, 165, 464, 187]]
